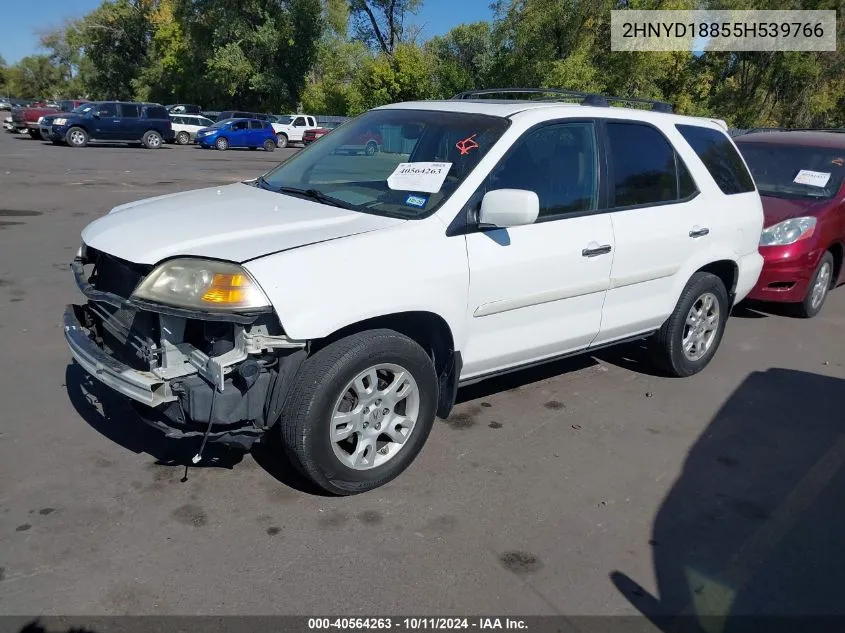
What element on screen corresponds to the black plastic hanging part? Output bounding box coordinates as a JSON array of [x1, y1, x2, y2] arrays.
[[192, 386, 218, 464]]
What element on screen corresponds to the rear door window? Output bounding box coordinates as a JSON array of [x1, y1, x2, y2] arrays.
[[606, 122, 685, 207], [120, 104, 141, 118], [676, 124, 755, 194]]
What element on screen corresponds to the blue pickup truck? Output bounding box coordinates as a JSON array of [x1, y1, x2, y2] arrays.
[[41, 101, 174, 148]]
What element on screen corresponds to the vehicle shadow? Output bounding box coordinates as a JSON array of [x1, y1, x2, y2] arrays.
[[64, 362, 243, 471], [731, 299, 795, 319], [611, 368, 845, 631], [65, 361, 329, 494]]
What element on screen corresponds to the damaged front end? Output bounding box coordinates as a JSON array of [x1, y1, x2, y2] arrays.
[[63, 246, 306, 450]]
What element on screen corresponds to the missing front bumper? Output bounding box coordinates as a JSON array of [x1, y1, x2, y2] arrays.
[[63, 304, 176, 407]]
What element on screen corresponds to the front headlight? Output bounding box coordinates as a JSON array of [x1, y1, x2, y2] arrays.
[[132, 258, 270, 311], [759, 216, 817, 246], [53, 117, 67, 126]]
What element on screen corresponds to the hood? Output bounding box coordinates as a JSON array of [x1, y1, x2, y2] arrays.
[[81, 183, 405, 265], [760, 194, 834, 227]]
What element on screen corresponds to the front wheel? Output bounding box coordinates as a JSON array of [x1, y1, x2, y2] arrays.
[[215, 136, 229, 151], [263, 138, 276, 152], [797, 252, 834, 318], [278, 329, 438, 495], [276, 133, 288, 149], [649, 272, 729, 377], [66, 126, 88, 148], [142, 130, 163, 149]]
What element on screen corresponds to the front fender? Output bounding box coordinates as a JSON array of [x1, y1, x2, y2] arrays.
[[243, 219, 470, 348]]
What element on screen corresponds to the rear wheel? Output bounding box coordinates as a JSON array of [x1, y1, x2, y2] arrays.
[[263, 138, 276, 152], [66, 126, 88, 148], [276, 133, 288, 149], [278, 329, 438, 495], [365, 140, 378, 156], [176, 131, 190, 145], [797, 252, 834, 318], [27, 129, 39, 139], [649, 272, 729, 377], [142, 130, 162, 149], [215, 136, 229, 151]]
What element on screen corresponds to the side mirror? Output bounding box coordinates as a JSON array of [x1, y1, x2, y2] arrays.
[[478, 189, 539, 228]]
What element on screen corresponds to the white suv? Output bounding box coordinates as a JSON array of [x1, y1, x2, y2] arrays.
[[169, 114, 216, 144], [63, 90, 764, 494]]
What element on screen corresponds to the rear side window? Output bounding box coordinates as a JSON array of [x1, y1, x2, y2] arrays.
[[120, 104, 141, 118], [676, 124, 755, 194], [606, 123, 679, 207], [144, 106, 168, 119]]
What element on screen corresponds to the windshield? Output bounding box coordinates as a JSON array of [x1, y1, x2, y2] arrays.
[[210, 119, 231, 129], [73, 103, 95, 114], [258, 109, 510, 218], [737, 141, 845, 200]]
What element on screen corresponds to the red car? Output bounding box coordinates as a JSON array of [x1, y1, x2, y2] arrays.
[[735, 131, 845, 317], [303, 126, 332, 145], [11, 99, 89, 138]]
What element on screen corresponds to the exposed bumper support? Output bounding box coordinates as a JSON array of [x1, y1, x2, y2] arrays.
[[63, 304, 176, 407]]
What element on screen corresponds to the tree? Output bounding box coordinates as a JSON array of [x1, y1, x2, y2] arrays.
[[76, 0, 153, 99], [354, 43, 436, 111], [349, 0, 421, 56], [426, 22, 495, 97], [9, 55, 64, 98]]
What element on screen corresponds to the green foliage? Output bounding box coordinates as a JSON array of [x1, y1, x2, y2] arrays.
[[5, 0, 843, 125]]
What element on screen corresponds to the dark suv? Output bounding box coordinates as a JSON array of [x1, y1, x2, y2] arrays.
[[43, 101, 174, 148]]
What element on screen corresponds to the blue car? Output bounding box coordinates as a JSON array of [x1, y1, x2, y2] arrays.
[[196, 118, 278, 151]]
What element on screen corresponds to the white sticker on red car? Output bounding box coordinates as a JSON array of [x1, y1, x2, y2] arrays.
[[387, 162, 452, 193], [793, 170, 831, 187]]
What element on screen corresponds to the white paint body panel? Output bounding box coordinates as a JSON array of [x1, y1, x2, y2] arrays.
[[81, 183, 405, 265], [79, 99, 765, 383]]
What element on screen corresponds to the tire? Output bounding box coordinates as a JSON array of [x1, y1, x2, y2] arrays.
[[27, 129, 39, 139], [176, 131, 190, 145], [278, 329, 439, 495], [365, 141, 378, 156], [797, 252, 834, 319], [142, 130, 163, 149], [66, 126, 88, 148], [276, 133, 288, 149], [263, 138, 276, 152], [215, 136, 229, 151], [649, 272, 729, 377]]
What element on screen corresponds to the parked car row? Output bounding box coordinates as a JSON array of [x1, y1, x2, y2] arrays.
[[5, 99, 352, 152], [60, 89, 845, 496]]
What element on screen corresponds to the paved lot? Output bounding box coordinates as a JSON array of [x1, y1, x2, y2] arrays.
[[1, 130, 845, 622]]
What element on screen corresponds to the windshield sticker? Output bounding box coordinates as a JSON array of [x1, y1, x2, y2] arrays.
[[403, 193, 429, 208], [456, 133, 479, 156], [387, 162, 452, 193], [793, 170, 831, 188]]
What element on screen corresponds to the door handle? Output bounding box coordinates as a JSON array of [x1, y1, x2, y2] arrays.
[[689, 227, 710, 238], [582, 244, 612, 257]]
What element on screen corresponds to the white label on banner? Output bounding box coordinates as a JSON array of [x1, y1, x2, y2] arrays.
[[793, 170, 831, 187], [387, 162, 452, 193]]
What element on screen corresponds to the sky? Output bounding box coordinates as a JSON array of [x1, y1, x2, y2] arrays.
[[0, 0, 495, 65]]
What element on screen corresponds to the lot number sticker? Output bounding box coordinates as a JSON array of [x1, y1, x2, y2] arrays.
[[387, 162, 452, 193], [793, 170, 831, 187]]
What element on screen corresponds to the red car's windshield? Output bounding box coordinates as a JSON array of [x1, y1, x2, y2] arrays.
[[737, 142, 845, 200]]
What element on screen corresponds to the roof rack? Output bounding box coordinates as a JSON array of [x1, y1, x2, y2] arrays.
[[451, 88, 674, 113]]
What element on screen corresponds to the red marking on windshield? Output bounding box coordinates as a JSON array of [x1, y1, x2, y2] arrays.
[[456, 134, 479, 156], [832, 158, 844, 167]]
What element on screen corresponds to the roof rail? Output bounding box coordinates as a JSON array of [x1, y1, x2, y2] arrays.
[[451, 88, 673, 113]]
